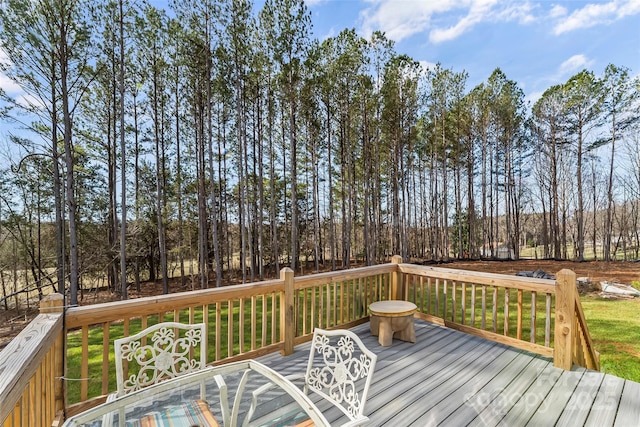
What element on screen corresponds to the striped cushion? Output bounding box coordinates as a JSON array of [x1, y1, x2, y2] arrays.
[[127, 399, 219, 427], [259, 409, 314, 427]]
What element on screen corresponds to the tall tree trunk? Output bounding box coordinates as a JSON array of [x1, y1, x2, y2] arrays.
[[51, 75, 65, 295], [118, 0, 127, 299], [257, 90, 265, 278], [269, 87, 279, 272], [198, 108, 207, 286], [327, 101, 336, 270], [481, 125, 488, 257], [466, 132, 475, 258], [133, 87, 141, 291], [604, 118, 616, 261], [591, 158, 598, 260], [576, 126, 585, 261], [60, 29, 80, 307], [174, 61, 185, 286], [289, 69, 298, 272]]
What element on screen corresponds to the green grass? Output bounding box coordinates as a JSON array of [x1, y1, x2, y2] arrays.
[[519, 244, 638, 260], [65, 299, 283, 404], [408, 280, 640, 382], [64, 278, 640, 406], [65, 278, 386, 404], [580, 295, 640, 382], [407, 281, 554, 345]]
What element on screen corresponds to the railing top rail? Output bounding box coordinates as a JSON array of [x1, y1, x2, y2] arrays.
[[0, 312, 63, 420], [293, 264, 396, 289], [65, 278, 284, 329], [66, 264, 396, 328], [399, 263, 557, 294]]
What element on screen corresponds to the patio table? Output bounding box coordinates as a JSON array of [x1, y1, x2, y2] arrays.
[[62, 360, 329, 427]]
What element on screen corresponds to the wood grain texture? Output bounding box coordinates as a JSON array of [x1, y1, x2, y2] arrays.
[[0, 312, 63, 425]]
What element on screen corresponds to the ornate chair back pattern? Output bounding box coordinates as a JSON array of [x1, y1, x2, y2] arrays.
[[114, 322, 207, 396], [304, 328, 377, 424]]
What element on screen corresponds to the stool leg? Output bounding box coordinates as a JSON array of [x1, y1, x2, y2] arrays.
[[378, 318, 393, 346], [370, 314, 380, 336], [396, 319, 416, 343]]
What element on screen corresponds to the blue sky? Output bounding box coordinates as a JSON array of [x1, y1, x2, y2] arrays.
[[306, 0, 640, 103], [1, 0, 638, 106]]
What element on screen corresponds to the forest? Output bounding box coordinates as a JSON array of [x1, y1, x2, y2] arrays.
[[0, 0, 638, 307]]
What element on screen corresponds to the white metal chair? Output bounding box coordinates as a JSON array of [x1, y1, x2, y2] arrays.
[[114, 322, 207, 396], [246, 328, 377, 427], [108, 322, 230, 426]]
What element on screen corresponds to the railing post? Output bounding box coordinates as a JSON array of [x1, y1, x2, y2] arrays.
[[40, 292, 64, 314], [40, 293, 66, 417], [554, 269, 576, 370], [391, 255, 403, 300], [280, 267, 295, 356]]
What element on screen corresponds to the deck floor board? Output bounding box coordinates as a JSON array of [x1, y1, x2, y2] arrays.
[[614, 379, 640, 426], [525, 369, 586, 426], [555, 370, 605, 427], [397, 344, 509, 426], [584, 374, 625, 427], [469, 356, 551, 426], [257, 320, 638, 426], [497, 358, 561, 426], [368, 339, 498, 425], [440, 351, 538, 426], [422, 349, 521, 426]]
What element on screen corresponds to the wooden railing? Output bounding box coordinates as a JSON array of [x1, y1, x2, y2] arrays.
[[398, 260, 556, 358], [0, 257, 600, 426], [0, 294, 64, 427], [396, 259, 599, 371], [554, 269, 600, 371], [62, 264, 395, 416]]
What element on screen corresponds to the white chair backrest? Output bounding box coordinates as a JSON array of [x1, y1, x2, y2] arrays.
[[304, 328, 377, 424], [114, 322, 207, 396]]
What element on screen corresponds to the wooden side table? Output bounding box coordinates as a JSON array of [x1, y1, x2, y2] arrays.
[[369, 300, 417, 346]]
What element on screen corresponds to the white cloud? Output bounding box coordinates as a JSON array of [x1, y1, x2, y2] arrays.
[[549, 4, 567, 18], [360, 0, 454, 42], [619, 0, 640, 16], [360, 0, 536, 44], [558, 54, 593, 75], [0, 46, 23, 96], [0, 44, 22, 95], [321, 26, 336, 42], [0, 73, 22, 95], [361, 0, 638, 44], [553, 0, 640, 34], [15, 92, 45, 111], [0, 46, 8, 63], [429, 0, 498, 43], [418, 60, 438, 72], [493, 2, 537, 24], [525, 90, 545, 105]]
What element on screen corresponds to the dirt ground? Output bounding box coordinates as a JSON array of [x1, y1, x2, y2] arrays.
[[2, 259, 639, 348], [429, 259, 640, 285]]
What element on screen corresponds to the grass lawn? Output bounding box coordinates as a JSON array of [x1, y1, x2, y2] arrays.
[[580, 295, 640, 382], [64, 287, 640, 405], [65, 299, 282, 404]]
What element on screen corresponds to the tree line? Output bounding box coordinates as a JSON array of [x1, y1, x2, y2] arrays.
[[0, 0, 638, 307]]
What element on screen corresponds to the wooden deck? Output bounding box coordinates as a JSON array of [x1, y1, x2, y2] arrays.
[[258, 320, 640, 426]]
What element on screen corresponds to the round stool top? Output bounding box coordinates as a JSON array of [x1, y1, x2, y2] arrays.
[[369, 300, 417, 317]]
